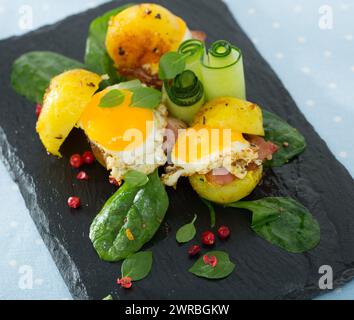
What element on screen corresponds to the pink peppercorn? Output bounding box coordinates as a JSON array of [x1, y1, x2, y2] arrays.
[[201, 231, 215, 246], [188, 245, 201, 257], [76, 171, 89, 180], [82, 151, 95, 165], [68, 197, 81, 209], [36, 104, 42, 118], [217, 226, 231, 240], [70, 154, 83, 169]]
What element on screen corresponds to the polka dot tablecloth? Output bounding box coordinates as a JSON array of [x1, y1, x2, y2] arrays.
[[0, 0, 353, 300]]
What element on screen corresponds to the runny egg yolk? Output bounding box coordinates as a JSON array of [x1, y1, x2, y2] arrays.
[[80, 88, 154, 152], [172, 125, 248, 164]]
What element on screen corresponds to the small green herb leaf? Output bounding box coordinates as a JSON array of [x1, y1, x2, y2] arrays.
[[189, 251, 235, 279], [227, 197, 320, 253], [263, 110, 306, 167], [117, 79, 142, 90], [176, 215, 197, 243], [201, 198, 216, 228], [99, 89, 125, 108], [102, 294, 113, 300], [124, 170, 149, 188], [130, 87, 162, 109], [121, 251, 153, 281], [158, 52, 186, 80]]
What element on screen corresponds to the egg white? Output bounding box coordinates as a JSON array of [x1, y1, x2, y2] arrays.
[[162, 139, 260, 187]]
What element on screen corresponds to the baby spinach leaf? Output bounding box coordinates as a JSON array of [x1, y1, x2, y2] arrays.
[[189, 251, 235, 280], [124, 170, 149, 188], [176, 215, 197, 243], [263, 110, 306, 167], [99, 89, 125, 108], [84, 4, 132, 86], [11, 51, 84, 104], [121, 251, 153, 281], [158, 52, 186, 80], [201, 198, 216, 228], [130, 87, 162, 109], [89, 170, 169, 262], [227, 197, 320, 253]]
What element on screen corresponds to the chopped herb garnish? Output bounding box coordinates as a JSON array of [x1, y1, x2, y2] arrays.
[[176, 214, 197, 243], [158, 52, 187, 80], [117, 79, 142, 90], [129, 86, 162, 109], [99, 89, 125, 108], [201, 198, 216, 228]]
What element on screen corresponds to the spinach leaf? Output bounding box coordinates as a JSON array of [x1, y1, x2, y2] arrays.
[[176, 215, 197, 244], [130, 87, 162, 109], [121, 251, 153, 281], [84, 4, 132, 86], [201, 198, 216, 228], [158, 52, 186, 80], [227, 197, 320, 253], [189, 251, 235, 280], [11, 51, 84, 104], [99, 89, 125, 108], [89, 170, 169, 262], [124, 170, 149, 188], [263, 110, 306, 167]]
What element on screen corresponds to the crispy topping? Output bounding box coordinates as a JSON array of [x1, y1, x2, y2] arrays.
[[118, 47, 125, 56]]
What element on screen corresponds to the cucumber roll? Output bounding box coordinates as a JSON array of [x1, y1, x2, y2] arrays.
[[178, 39, 205, 80], [163, 70, 205, 125], [201, 40, 246, 101]]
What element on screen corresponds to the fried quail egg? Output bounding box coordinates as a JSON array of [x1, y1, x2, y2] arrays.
[[162, 125, 260, 187], [80, 85, 167, 183]]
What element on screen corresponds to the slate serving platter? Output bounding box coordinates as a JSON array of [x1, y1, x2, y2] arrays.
[[1, 0, 354, 300]]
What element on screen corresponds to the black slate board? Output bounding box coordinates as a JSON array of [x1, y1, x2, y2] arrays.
[[1, 0, 354, 300]]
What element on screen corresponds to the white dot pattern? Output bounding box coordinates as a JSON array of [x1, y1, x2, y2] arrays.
[[225, 0, 354, 300]]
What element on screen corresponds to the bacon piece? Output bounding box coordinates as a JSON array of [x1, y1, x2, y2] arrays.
[[163, 117, 188, 154], [246, 162, 259, 171], [247, 135, 279, 161], [118, 30, 206, 87], [204, 135, 279, 186], [119, 67, 163, 89], [206, 168, 236, 186], [191, 30, 207, 42]]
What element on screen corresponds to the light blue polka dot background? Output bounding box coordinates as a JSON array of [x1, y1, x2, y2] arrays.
[[0, 0, 353, 300]]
